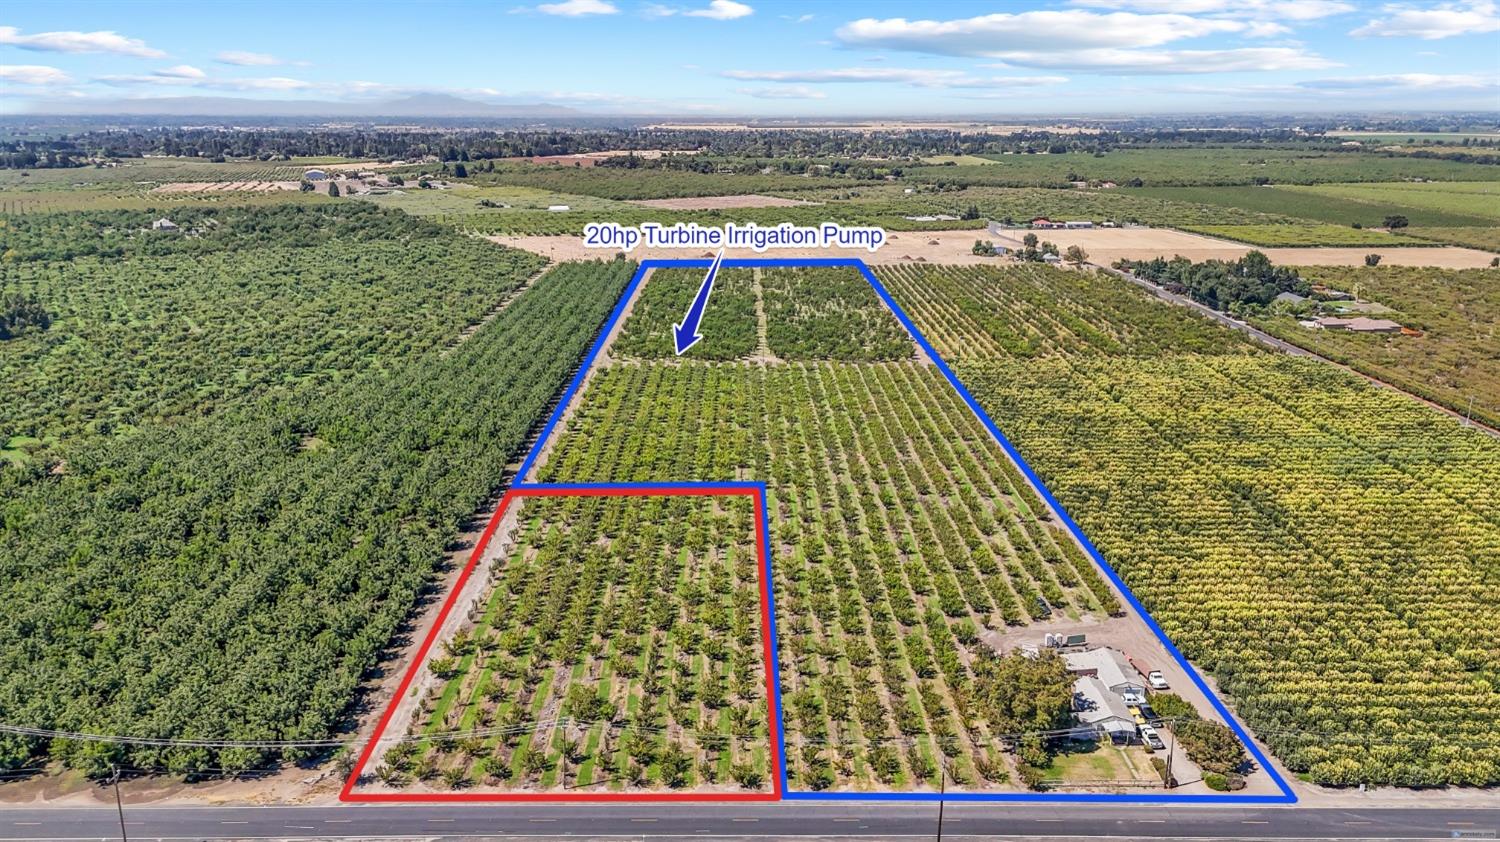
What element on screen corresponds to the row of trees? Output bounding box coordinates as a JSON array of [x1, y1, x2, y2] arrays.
[[0, 259, 635, 775], [382, 494, 773, 792], [538, 356, 1124, 790], [1115, 250, 1309, 312]]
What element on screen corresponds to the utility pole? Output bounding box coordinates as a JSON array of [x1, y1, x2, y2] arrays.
[[935, 753, 947, 842], [1465, 395, 1475, 427], [110, 765, 128, 842], [1165, 729, 1175, 790]]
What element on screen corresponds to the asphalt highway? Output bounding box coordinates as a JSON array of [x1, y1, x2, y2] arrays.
[[2, 803, 1497, 840]]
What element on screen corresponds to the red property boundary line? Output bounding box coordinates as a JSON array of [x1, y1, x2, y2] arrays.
[[340, 483, 784, 803]]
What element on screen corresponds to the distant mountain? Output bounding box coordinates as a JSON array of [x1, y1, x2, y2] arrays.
[[21, 93, 587, 119]]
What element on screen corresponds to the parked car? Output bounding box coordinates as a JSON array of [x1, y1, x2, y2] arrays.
[[1128, 705, 1147, 725], [1140, 724, 1165, 750], [1147, 670, 1170, 690], [1122, 689, 1146, 706], [1138, 702, 1162, 725]]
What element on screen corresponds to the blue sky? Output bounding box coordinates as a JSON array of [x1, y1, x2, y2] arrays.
[[2, 0, 1498, 115]]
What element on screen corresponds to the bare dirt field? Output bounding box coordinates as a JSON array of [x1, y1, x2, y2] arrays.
[[629, 194, 819, 210], [988, 227, 1498, 268], [490, 229, 1496, 268], [151, 181, 298, 193]]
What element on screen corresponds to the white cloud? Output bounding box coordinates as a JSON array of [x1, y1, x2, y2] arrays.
[[736, 85, 826, 99], [780, 13, 815, 23], [0, 26, 164, 58], [535, 0, 618, 15], [1071, 0, 1354, 20], [723, 67, 1067, 88], [685, 0, 753, 19], [0, 64, 73, 85], [835, 10, 1249, 55], [155, 64, 207, 79], [986, 46, 1337, 73], [216, 50, 282, 66], [95, 69, 314, 91], [1351, 0, 1500, 39], [1300, 72, 1499, 90]]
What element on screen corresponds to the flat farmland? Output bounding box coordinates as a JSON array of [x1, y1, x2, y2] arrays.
[[1132, 184, 1498, 228], [1252, 265, 1500, 428], [1283, 181, 1500, 222], [879, 263, 1500, 788], [985, 227, 1497, 267], [488, 229, 1498, 268], [911, 148, 1500, 188], [629, 194, 819, 210], [499, 264, 1299, 795], [364, 492, 777, 796], [1174, 223, 1415, 247], [0, 252, 637, 777]]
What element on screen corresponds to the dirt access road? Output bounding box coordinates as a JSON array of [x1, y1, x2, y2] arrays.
[[491, 228, 1496, 267]]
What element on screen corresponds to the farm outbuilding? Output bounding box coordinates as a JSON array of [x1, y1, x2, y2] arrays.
[[151, 218, 179, 231], [1065, 647, 1146, 697], [303, 169, 328, 181], [1314, 316, 1403, 333]]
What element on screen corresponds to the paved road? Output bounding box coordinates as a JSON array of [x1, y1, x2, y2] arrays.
[[1100, 266, 1500, 440], [3, 803, 1497, 840]]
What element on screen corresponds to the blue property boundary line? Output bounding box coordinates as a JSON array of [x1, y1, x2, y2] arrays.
[[508, 257, 1298, 805]]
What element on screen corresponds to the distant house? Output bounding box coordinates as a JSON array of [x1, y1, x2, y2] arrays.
[[1316, 316, 1403, 333], [303, 169, 328, 181], [1041, 252, 1063, 264], [1064, 647, 1146, 697], [1064, 220, 1094, 229], [151, 218, 179, 232], [1274, 292, 1309, 305], [547, 204, 571, 212], [1072, 676, 1138, 743], [1031, 217, 1064, 229]]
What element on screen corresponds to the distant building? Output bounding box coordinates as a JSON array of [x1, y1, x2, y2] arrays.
[[1042, 252, 1063, 264], [1064, 220, 1094, 229], [1315, 316, 1402, 333], [151, 218, 179, 232], [1274, 292, 1309, 305], [1031, 217, 1064, 229], [303, 169, 328, 181], [547, 204, 571, 212]]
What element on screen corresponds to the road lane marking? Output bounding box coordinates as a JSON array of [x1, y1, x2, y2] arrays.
[[324, 819, 352, 823], [631, 818, 658, 822], [732, 818, 759, 822], [1242, 820, 1269, 824], [427, 818, 454, 823], [220, 821, 248, 825], [529, 818, 557, 822], [13, 823, 41, 827]]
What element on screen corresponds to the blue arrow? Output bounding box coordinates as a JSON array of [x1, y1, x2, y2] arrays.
[[673, 248, 724, 355]]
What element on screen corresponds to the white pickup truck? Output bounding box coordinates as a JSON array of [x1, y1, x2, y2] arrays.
[[1147, 670, 1170, 690]]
